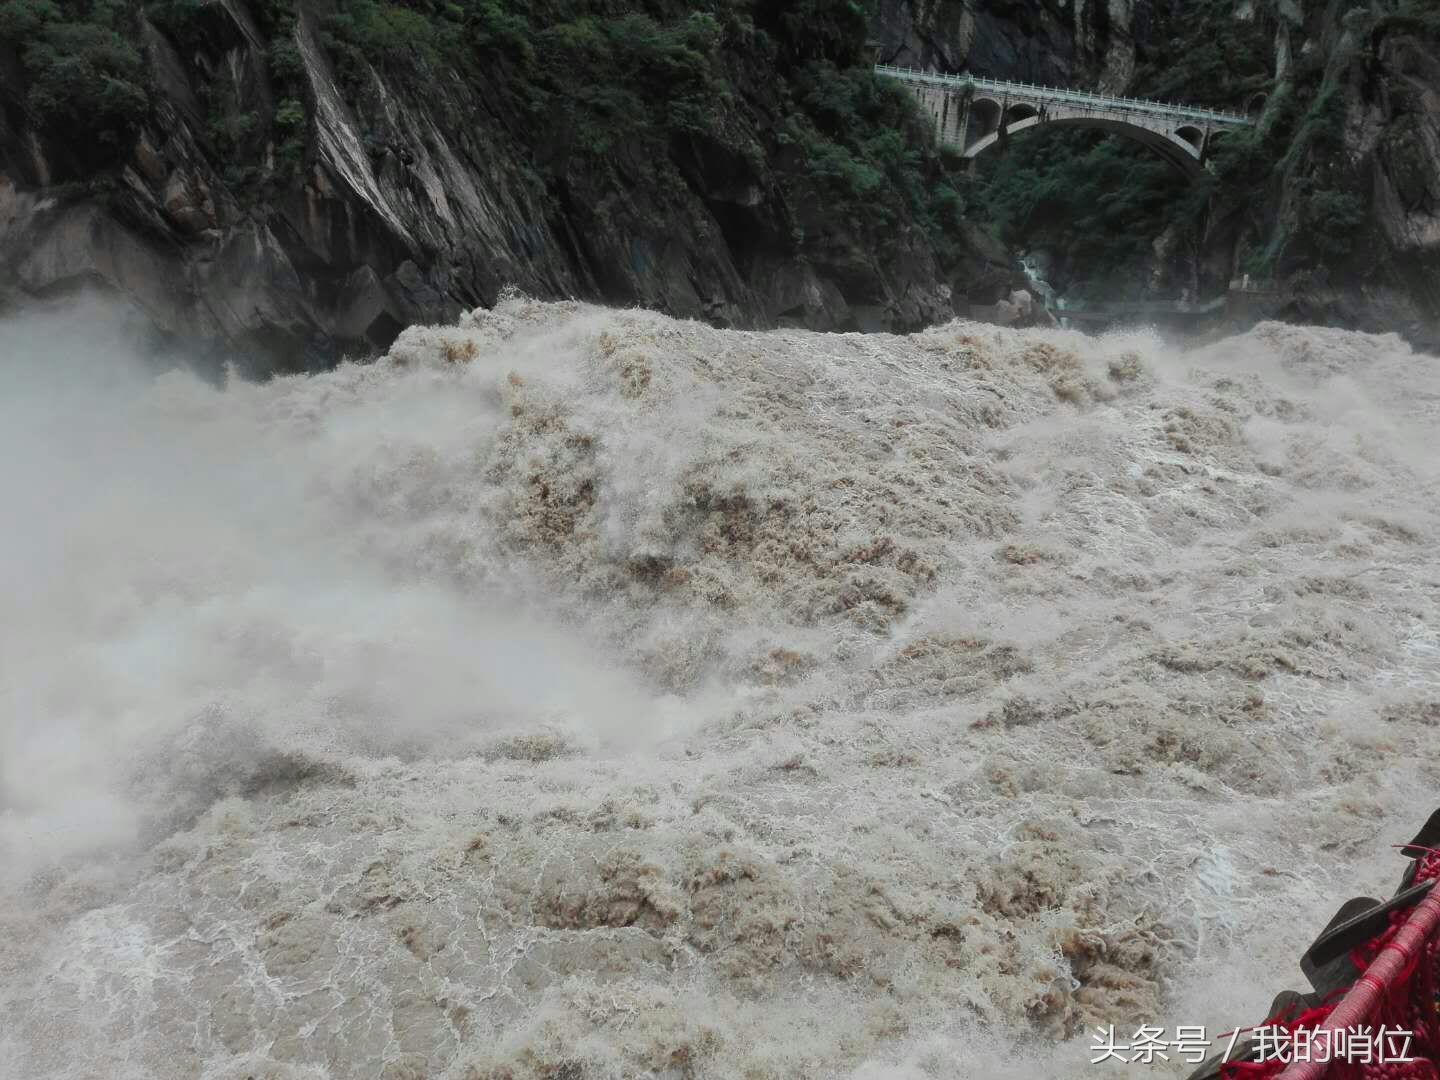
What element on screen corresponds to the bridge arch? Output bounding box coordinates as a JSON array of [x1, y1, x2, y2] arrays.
[[964, 115, 1209, 177], [969, 96, 1003, 141], [1004, 101, 1039, 126]]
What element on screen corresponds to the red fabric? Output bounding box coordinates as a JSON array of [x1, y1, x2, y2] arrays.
[[1218, 852, 1440, 1080]]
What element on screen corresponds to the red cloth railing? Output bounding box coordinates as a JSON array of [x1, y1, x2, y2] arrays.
[[1221, 851, 1440, 1080]]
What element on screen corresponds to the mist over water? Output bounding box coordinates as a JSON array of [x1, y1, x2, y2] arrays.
[[2, 294, 1438, 1079]]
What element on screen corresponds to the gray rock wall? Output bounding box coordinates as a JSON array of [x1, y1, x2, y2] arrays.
[[0, 0, 1013, 369], [871, 0, 1143, 91], [4, 0, 1433, 362]]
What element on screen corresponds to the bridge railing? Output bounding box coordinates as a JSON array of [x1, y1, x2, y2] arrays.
[[874, 64, 1251, 126]]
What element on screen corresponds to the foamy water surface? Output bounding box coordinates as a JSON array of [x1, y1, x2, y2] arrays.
[[2, 295, 1438, 1079]]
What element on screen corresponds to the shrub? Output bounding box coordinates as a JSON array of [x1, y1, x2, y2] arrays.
[[1131, 0, 1272, 106], [0, 0, 60, 39], [1300, 186, 1366, 256], [971, 127, 1191, 298], [0, 0, 150, 160], [20, 19, 150, 152], [462, 0, 532, 63], [274, 98, 305, 131], [146, 0, 206, 50], [762, 0, 869, 65]]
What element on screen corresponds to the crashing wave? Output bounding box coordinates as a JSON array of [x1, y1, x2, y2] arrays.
[[1, 295, 1438, 1079]]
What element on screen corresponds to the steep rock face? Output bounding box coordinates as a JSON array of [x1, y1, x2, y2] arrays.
[[1, 2, 512, 368], [1276, 12, 1440, 346], [0, 0, 1009, 369], [1189, 2, 1440, 347], [875, 0, 1440, 346], [871, 0, 1146, 91], [5, 0, 1431, 359]]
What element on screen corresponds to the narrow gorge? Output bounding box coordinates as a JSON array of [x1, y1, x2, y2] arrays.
[[3, 0, 1438, 368]]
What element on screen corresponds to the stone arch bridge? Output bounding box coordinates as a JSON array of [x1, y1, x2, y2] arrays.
[[875, 65, 1252, 176]]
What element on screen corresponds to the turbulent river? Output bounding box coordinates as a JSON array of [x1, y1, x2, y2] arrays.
[[2, 294, 1439, 1080]]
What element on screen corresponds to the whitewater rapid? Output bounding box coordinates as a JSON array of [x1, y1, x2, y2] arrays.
[[2, 294, 1438, 1080]]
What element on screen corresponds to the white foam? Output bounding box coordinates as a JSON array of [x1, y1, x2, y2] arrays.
[[2, 295, 1438, 1079]]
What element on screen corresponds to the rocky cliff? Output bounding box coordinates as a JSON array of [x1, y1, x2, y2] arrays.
[[871, 0, 1147, 91], [2, 0, 1436, 364], [1254, 2, 1440, 347], [0, 0, 1013, 369], [875, 0, 1440, 348]]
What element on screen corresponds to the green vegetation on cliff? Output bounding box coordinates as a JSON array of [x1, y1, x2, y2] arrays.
[[0, 0, 149, 163], [968, 0, 1438, 304], [306, 0, 970, 285], [0, 0, 974, 309], [972, 131, 1190, 300], [5, 0, 1437, 354], [968, 0, 1276, 299]]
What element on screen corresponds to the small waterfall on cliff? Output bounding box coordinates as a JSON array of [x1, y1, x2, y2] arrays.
[[1019, 253, 1071, 328]]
